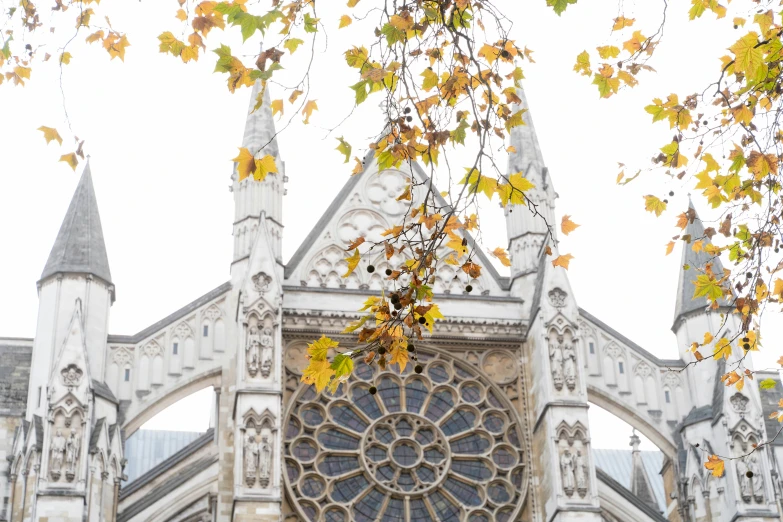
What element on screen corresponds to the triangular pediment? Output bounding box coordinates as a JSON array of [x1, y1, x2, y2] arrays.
[[241, 215, 283, 314], [284, 154, 507, 296], [48, 302, 92, 406]]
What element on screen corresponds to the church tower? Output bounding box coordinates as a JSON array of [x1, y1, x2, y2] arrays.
[[671, 202, 778, 522], [9, 163, 124, 522], [219, 80, 285, 522]]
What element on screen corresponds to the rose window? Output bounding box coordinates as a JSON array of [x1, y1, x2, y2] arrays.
[[284, 348, 527, 521]]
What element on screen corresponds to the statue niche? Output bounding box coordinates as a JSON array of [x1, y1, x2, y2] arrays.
[[548, 328, 578, 392], [556, 421, 589, 499], [731, 421, 765, 503], [246, 314, 275, 379], [242, 409, 276, 489], [48, 407, 84, 482]]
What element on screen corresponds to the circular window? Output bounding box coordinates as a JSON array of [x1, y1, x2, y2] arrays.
[[284, 347, 527, 521]]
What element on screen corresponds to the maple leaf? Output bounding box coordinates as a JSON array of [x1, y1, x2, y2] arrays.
[[547, 0, 576, 15], [301, 358, 334, 392], [59, 153, 78, 171], [561, 215, 580, 235], [497, 172, 534, 206], [461, 262, 481, 279], [729, 32, 766, 84], [60, 52, 72, 65], [38, 126, 62, 145], [232, 147, 255, 181], [693, 274, 724, 302], [612, 16, 635, 31], [552, 254, 574, 269], [713, 337, 732, 360], [253, 154, 277, 181], [643, 195, 667, 217], [345, 237, 365, 250], [335, 137, 351, 163], [704, 455, 724, 478], [176, 8, 188, 21], [447, 237, 469, 258], [491, 247, 511, 267], [284, 38, 304, 54], [302, 100, 318, 124], [461, 168, 498, 200], [330, 353, 354, 379], [703, 332, 714, 345], [760, 378, 777, 390], [389, 342, 409, 371], [665, 241, 675, 256], [573, 51, 591, 76], [597, 45, 620, 59], [343, 248, 361, 277], [746, 151, 777, 179], [307, 334, 339, 361]]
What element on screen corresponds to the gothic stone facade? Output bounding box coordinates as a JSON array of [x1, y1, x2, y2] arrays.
[[2, 82, 783, 522]]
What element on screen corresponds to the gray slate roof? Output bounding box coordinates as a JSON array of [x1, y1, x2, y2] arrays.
[[673, 202, 730, 327], [41, 163, 112, 285], [0, 342, 33, 416], [593, 449, 666, 513]]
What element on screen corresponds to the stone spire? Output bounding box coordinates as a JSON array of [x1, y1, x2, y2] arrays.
[[40, 161, 112, 286], [505, 86, 557, 288], [629, 431, 659, 512], [231, 79, 286, 266], [673, 199, 729, 329]]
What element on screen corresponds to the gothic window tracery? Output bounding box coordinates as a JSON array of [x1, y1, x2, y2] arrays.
[[283, 348, 527, 521]]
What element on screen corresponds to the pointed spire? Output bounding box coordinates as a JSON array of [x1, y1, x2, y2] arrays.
[[239, 80, 280, 162], [40, 162, 112, 285], [629, 431, 660, 512], [673, 199, 728, 328], [507, 87, 545, 179]]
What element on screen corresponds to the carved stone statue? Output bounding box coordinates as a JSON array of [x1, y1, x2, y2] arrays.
[[575, 450, 588, 497], [246, 326, 260, 377], [260, 327, 274, 378], [749, 455, 764, 502], [563, 343, 577, 391], [737, 458, 751, 502], [65, 430, 80, 481], [259, 433, 271, 487], [50, 429, 66, 480], [561, 449, 575, 496], [244, 434, 259, 486], [550, 337, 565, 391]]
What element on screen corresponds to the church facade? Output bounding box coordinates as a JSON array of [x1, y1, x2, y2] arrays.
[[2, 80, 783, 522]]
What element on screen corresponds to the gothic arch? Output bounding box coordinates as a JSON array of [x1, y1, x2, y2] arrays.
[[587, 385, 676, 458], [122, 367, 221, 437]]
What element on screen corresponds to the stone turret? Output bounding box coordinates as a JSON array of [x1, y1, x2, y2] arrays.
[[505, 87, 557, 311]]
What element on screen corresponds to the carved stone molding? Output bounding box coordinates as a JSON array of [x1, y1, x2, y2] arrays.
[[604, 342, 623, 359], [241, 408, 277, 489], [142, 340, 162, 358], [663, 371, 681, 388], [252, 272, 273, 294], [548, 287, 567, 309], [555, 421, 590, 499], [730, 392, 750, 415], [61, 364, 84, 387], [174, 322, 192, 339], [203, 304, 222, 321], [110, 347, 134, 366], [482, 350, 519, 384]]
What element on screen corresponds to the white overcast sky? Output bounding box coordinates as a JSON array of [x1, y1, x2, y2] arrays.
[[1, 0, 781, 450]]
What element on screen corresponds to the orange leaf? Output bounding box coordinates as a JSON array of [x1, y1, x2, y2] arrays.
[[552, 254, 574, 270], [561, 215, 580, 235]]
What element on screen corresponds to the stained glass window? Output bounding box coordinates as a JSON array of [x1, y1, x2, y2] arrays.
[[284, 348, 527, 521]]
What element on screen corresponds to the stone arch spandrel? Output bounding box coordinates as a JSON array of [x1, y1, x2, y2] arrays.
[[587, 385, 676, 459], [121, 367, 221, 438]]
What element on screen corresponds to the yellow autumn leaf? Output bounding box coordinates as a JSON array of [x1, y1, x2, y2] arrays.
[[254, 154, 277, 181], [339, 14, 352, 28], [552, 254, 574, 270], [302, 100, 318, 124], [38, 126, 63, 145], [573, 51, 591, 76], [713, 337, 732, 360], [622, 30, 646, 54], [307, 334, 339, 361], [59, 153, 78, 171], [446, 237, 469, 257], [729, 32, 766, 84], [301, 358, 334, 392], [643, 195, 667, 217], [561, 215, 580, 235], [60, 52, 72, 65], [491, 247, 511, 267], [232, 147, 256, 181], [343, 248, 361, 278], [497, 172, 534, 206], [665, 241, 675, 256], [703, 332, 714, 345], [389, 342, 409, 372], [176, 8, 188, 21], [705, 455, 725, 477], [612, 16, 635, 31]]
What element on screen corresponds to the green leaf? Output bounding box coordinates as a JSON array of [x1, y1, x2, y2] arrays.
[[304, 13, 319, 33], [331, 353, 354, 378], [760, 378, 777, 390], [350, 80, 369, 105], [336, 137, 351, 163], [284, 38, 304, 54], [547, 0, 577, 15]]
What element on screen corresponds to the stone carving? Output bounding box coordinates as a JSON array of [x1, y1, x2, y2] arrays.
[[284, 342, 308, 376], [548, 287, 567, 309], [366, 169, 414, 216], [549, 335, 576, 391], [482, 350, 518, 384], [252, 272, 273, 294], [247, 326, 261, 377], [174, 322, 192, 339], [65, 430, 80, 481], [142, 340, 162, 358], [737, 455, 764, 503], [260, 327, 274, 378], [663, 371, 681, 388], [244, 434, 258, 486], [575, 450, 588, 497], [604, 342, 623, 359], [111, 347, 133, 366], [561, 449, 576, 496], [337, 209, 388, 245], [259, 433, 271, 487], [204, 304, 221, 321], [50, 429, 66, 480], [61, 364, 83, 387], [634, 361, 652, 378], [730, 392, 750, 415]]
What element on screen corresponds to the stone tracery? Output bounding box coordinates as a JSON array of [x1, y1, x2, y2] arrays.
[[283, 348, 527, 521]]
